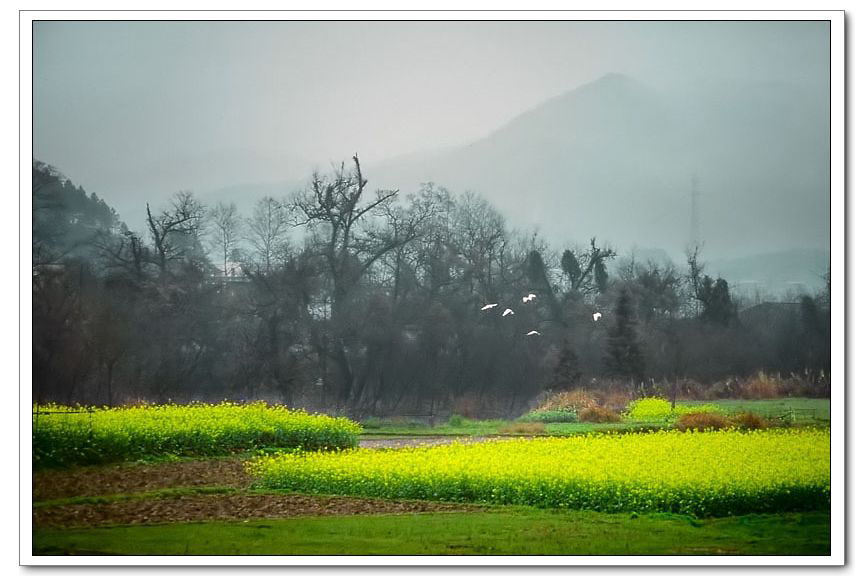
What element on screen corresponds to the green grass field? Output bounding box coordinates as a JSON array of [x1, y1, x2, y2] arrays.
[[678, 398, 830, 421], [361, 399, 830, 436], [362, 420, 668, 437], [33, 508, 830, 556]]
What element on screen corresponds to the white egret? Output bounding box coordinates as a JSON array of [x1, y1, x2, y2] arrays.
[[526, 330, 540, 336], [522, 293, 538, 303], [592, 312, 602, 321], [481, 303, 498, 311], [502, 308, 514, 317]]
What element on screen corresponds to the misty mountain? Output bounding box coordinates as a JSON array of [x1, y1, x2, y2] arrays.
[[705, 248, 829, 299], [612, 245, 828, 299], [171, 73, 829, 297], [368, 73, 829, 261], [110, 148, 310, 232]]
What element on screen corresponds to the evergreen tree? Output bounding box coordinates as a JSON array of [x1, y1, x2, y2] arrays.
[[560, 249, 581, 290], [547, 340, 582, 390], [603, 288, 646, 382], [593, 258, 609, 293], [701, 276, 737, 326]]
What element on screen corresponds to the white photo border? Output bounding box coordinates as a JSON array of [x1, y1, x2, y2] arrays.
[[18, 8, 846, 567]]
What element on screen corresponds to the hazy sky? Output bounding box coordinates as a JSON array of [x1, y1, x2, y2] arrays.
[[33, 20, 829, 250]]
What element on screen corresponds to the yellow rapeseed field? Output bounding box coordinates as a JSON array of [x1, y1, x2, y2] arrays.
[[249, 429, 829, 517], [33, 402, 361, 467]]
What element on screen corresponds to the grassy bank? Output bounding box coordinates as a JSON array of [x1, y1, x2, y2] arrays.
[[361, 398, 830, 436], [33, 509, 830, 556]]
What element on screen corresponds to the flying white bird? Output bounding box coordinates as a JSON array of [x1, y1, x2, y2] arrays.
[[502, 308, 514, 317], [526, 330, 540, 336], [481, 303, 498, 311], [592, 312, 602, 322], [522, 293, 538, 303]]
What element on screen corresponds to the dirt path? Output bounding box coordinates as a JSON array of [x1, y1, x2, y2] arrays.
[[357, 435, 507, 449], [33, 459, 251, 501], [34, 493, 485, 528]]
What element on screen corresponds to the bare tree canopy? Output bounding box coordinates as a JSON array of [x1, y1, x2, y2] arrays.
[[32, 159, 830, 415]]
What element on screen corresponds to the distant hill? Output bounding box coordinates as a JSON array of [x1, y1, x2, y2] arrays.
[[611, 246, 829, 299], [705, 248, 829, 299], [368, 73, 829, 259], [145, 73, 829, 268], [111, 148, 311, 232]]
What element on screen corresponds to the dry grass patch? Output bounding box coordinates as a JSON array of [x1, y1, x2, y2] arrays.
[[578, 405, 622, 423], [731, 412, 770, 430], [676, 412, 733, 432], [536, 389, 598, 413], [498, 422, 546, 434]]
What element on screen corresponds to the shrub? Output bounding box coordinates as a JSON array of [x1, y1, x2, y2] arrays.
[[625, 398, 726, 422], [498, 422, 546, 434], [739, 372, 783, 399], [536, 389, 598, 413], [578, 405, 622, 423], [448, 414, 466, 427], [665, 378, 703, 401], [624, 397, 673, 421], [706, 379, 737, 399], [598, 390, 632, 413], [676, 412, 732, 432], [519, 410, 580, 423], [732, 411, 769, 431]]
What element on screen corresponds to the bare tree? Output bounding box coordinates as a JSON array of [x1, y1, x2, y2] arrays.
[[97, 230, 150, 282], [291, 155, 407, 303], [560, 238, 616, 296], [451, 193, 507, 297], [247, 196, 290, 273], [290, 155, 422, 405], [210, 202, 242, 276], [145, 191, 207, 275]]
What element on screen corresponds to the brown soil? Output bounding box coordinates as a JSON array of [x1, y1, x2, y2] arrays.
[[32, 440, 498, 501], [33, 459, 252, 501], [33, 454, 486, 529], [34, 493, 484, 528]]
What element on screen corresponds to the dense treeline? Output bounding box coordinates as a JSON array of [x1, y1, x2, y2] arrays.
[[32, 158, 830, 415]]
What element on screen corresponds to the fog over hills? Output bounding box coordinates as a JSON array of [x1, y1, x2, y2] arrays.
[[33, 22, 830, 297], [367, 73, 828, 262], [190, 73, 830, 294], [87, 72, 830, 296]]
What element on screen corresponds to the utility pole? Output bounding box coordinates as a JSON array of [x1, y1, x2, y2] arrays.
[[689, 175, 701, 250]]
